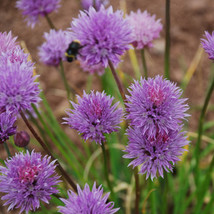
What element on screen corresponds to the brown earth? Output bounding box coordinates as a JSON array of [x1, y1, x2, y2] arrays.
[[0, 0, 214, 213]]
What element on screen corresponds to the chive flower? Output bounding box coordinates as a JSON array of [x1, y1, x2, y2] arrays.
[[123, 127, 189, 180], [67, 6, 132, 74], [126, 10, 162, 49], [0, 151, 60, 213], [0, 112, 17, 144], [0, 61, 41, 114], [201, 31, 214, 60], [39, 29, 70, 66], [64, 91, 123, 144], [126, 75, 189, 139], [16, 0, 61, 27], [58, 183, 119, 214]]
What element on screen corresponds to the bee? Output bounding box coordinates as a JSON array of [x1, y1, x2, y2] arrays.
[[65, 40, 82, 62]]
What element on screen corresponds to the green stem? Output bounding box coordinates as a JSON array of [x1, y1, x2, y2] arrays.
[[134, 168, 140, 214], [20, 110, 77, 193], [194, 76, 214, 185], [45, 14, 56, 29], [4, 142, 11, 157], [59, 61, 72, 100], [108, 59, 126, 101], [141, 49, 148, 79], [101, 142, 115, 200], [164, 0, 170, 79]]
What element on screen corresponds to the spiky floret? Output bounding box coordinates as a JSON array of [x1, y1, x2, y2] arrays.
[[0, 112, 17, 144], [126, 75, 189, 139], [58, 183, 119, 214], [126, 10, 163, 49], [16, 0, 61, 27], [67, 6, 132, 74], [38, 29, 70, 66], [0, 31, 17, 54], [123, 127, 189, 180], [64, 91, 123, 144], [0, 151, 61, 213], [201, 31, 214, 60], [0, 61, 41, 114]]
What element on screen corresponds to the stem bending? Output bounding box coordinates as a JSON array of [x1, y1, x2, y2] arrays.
[[20, 110, 77, 192]]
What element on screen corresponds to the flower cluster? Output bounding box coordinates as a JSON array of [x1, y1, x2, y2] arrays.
[[0, 31, 41, 114], [58, 183, 119, 214], [124, 76, 189, 180], [16, 0, 61, 27], [39, 29, 70, 66], [201, 31, 214, 60], [64, 91, 123, 144], [67, 6, 132, 74], [127, 10, 162, 49], [81, 0, 109, 11], [0, 112, 17, 144], [124, 127, 189, 180], [126, 75, 189, 138], [0, 151, 60, 213]]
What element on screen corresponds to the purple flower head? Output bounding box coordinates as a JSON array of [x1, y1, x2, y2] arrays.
[[126, 75, 189, 139], [16, 0, 61, 28], [0, 31, 17, 54], [0, 112, 17, 144], [123, 127, 189, 180], [81, 0, 109, 11], [39, 29, 70, 66], [67, 6, 133, 74], [58, 182, 119, 214], [0, 61, 41, 114], [64, 91, 123, 144], [0, 150, 61, 213], [127, 10, 163, 49], [201, 31, 214, 60]]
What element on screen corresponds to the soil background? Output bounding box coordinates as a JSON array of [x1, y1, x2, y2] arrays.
[[0, 0, 214, 213]]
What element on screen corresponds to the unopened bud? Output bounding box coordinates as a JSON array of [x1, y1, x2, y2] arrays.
[[14, 131, 30, 147]]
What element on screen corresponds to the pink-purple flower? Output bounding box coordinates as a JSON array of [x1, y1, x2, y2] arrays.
[[0, 31, 17, 54], [123, 127, 189, 180], [67, 6, 132, 74], [58, 182, 119, 214], [126, 75, 189, 139], [0, 61, 41, 114], [64, 91, 123, 144], [126, 10, 163, 49], [201, 31, 214, 60], [0, 112, 17, 144], [16, 0, 61, 27], [0, 151, 60, 213], [39, 29, 70, 66]]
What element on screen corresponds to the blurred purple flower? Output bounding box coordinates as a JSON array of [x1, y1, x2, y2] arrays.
[[81, 0, 109, 11], [64, 91, 123, 144], [123, 127, 189, 180], [39, 29, 70, 66], [0, 112, 17, 144], [16, 0, 61, 28], [0, 151, 60, 213], [67, 6, 132, 74], [201, 31, 214, 60], [127, 10, 162, 49], [126, 75, 189, 139], [58, 182, 119, 214], [0, 61, 41, 114]]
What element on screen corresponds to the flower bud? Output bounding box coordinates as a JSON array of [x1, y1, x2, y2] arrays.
[[14, 131, 30, 147]]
